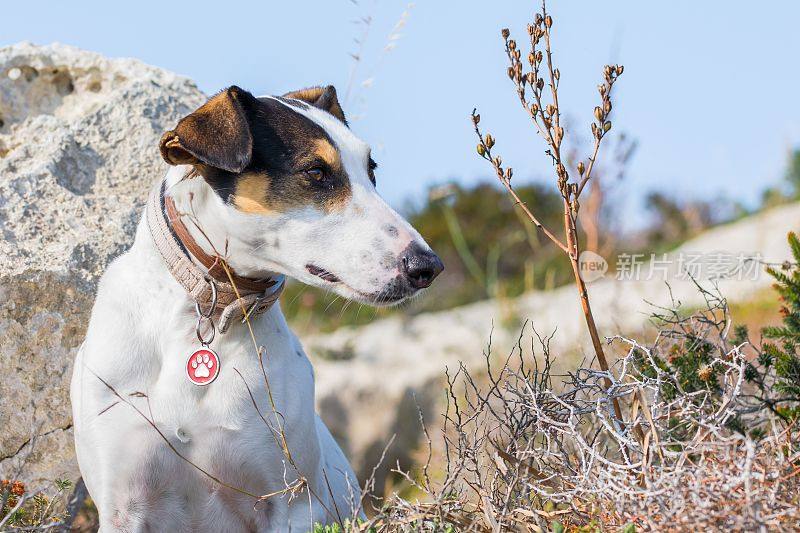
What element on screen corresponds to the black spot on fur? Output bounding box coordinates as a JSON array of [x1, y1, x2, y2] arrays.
[[368, 156, 377, 185], [253, 499, 274, 529], [380, 251, 396, 270], [382, 224, 398, 238]]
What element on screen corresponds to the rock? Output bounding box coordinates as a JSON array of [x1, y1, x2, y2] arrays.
[[0, 42, 205, 486]]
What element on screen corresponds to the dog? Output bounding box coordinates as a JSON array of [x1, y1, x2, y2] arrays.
[[70, 85, 443, 532]]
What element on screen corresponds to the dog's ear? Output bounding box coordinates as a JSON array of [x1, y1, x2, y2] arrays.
[[159, 86, 254, 173], [283, 85, 347, 125]]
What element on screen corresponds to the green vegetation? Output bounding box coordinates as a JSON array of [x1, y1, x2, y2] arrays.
[[634, 232, 800, 442], [762, 147, 800, 206], [736, 231, 800, 422]]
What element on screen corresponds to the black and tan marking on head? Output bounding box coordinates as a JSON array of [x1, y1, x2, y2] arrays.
[[160, 86, 253, 173], [159, 85, 356, 215], [281, 85, 347, 126]]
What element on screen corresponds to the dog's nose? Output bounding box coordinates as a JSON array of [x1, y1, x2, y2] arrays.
[[401, 245, 444, 289]]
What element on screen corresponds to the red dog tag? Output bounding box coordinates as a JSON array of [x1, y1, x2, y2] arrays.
[[186, 348, 220, 386]]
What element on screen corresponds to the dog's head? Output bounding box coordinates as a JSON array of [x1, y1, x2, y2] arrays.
[[159, 85, 443, 306]]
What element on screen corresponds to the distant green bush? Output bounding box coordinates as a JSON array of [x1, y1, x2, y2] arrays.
[[735, 231, 800, 424]]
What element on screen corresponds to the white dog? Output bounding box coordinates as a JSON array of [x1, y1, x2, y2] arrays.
[[70, 85, 443, 532]]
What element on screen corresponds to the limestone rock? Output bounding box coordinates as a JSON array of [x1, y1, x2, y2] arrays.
[[0, 42, 205, 486]]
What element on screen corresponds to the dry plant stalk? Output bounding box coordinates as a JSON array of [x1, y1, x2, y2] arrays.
[[472, 1, 626, 424]]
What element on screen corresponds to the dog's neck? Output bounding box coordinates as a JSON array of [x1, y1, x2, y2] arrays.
[[163, 165, 279, 281]]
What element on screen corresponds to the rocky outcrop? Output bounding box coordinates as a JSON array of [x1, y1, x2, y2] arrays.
[[0, 42, 205, 485]]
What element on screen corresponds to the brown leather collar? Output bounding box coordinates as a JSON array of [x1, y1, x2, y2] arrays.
[[164, 195, 275, 294], [146, 182, 284, 334]]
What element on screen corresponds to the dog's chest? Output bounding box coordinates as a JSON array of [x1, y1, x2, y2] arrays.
[[95, 249, 319, 470], [150, 310, 315, 432], [115, 308, 319, 501]]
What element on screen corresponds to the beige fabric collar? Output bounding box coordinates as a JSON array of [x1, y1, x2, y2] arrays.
[[146, 181, 284, 334]]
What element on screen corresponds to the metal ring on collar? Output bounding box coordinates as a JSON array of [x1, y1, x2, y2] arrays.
[[195, 315, 216, 346], [194, 279, 218, 318]]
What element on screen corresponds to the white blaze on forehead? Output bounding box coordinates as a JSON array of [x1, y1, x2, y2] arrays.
[[263, 96, 373, 188], [264, 97, 428, 245], [261, 95, 426, 256]]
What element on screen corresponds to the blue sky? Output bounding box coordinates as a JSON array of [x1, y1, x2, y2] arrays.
[[5, 1, 800, 225]]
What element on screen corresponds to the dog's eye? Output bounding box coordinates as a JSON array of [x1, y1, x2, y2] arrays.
[[306, 167, 326, 181]]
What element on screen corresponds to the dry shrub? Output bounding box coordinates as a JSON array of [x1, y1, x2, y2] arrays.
[[360, 289, 800, 532]]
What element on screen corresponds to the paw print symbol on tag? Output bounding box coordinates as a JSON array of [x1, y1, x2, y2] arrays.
[[186, 349, 220, 385]]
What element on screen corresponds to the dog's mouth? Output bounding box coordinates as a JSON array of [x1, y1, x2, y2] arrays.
[[369, 277, 418, 306], [306, 263, 341, 283], [305, 263, 417, 306]]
